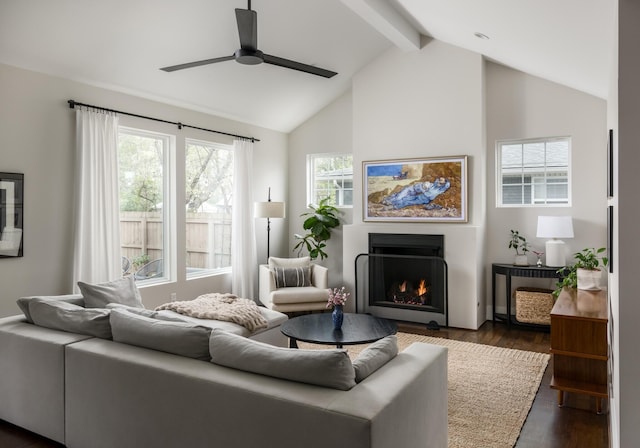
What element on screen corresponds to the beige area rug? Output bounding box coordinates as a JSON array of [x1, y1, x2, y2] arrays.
[[299, 332, 550, 448]]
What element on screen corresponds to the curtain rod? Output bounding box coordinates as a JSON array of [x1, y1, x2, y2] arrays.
[[67, 100, 259, 142]]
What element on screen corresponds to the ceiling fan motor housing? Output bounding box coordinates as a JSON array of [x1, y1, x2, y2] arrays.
[[234, 48, 264, 65]]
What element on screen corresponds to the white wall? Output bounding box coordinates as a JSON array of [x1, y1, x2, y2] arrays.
[[0, 63, 287, 317], [607, 2, 620, 445], [485, 62, 608, 317], [345, 41, 487, 329], [616, 1, 640, 445], [288, 90, 354, 287]]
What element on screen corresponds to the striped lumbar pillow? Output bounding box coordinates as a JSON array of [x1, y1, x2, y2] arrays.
[[272, 266, 311, 288]]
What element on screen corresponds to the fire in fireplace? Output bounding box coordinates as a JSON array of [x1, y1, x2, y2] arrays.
[[360, 233, 448, 326], [389, 278, 429, 305]]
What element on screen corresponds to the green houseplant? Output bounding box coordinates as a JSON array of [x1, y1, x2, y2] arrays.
[[554, 247, 609, 296], [508, 230, 530, 266], [293, 197, 341, 260]]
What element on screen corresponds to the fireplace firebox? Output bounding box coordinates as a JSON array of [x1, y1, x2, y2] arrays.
[[355, 233, 448, 326]]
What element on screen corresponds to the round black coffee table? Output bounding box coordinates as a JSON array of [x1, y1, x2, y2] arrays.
[[280, 313, 397, 348]]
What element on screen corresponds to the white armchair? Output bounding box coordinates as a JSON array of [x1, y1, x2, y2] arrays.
[[259, 256, 329, 313]]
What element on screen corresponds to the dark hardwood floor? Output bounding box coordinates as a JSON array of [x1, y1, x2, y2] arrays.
[[397, 320, 609, 448], [0, 320, 608, 448]]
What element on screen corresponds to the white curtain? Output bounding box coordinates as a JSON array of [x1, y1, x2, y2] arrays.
[[231, 138, 257, 298], [71, 107, 121, 290]]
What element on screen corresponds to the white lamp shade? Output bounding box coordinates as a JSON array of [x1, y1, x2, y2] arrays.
[[536, 216, 574, 239], [254, 201, 286, 219]]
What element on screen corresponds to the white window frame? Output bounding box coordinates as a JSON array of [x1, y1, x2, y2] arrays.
[[496, 136, 571, 207], [118, 126, 175, 285], [306, 153, 353, 208]]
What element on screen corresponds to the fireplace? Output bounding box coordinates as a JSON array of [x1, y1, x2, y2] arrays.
[[356, 233, 448, 326]]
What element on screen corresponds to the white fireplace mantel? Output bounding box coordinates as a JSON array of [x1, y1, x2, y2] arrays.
[[342, 223, 484, 330]]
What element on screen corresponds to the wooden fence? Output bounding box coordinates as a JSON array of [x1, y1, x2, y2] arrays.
[[120, 211, 231, 272]]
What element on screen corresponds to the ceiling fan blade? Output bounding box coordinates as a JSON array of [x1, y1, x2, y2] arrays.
[[263, 54, 337, 78], [160, 56, 235, 72], [235, 8, 258, 50]]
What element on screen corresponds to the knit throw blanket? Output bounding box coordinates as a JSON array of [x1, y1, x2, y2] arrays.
[[155, 293, 268, 332]]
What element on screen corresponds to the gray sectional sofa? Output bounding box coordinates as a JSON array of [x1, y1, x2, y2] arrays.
[[0, 291, 448, 448]]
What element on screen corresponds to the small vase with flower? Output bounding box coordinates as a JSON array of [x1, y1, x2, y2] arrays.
[[327, 286, 350, 331]]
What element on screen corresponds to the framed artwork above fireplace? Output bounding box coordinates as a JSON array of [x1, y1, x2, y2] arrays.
[[363, 156, 467, 222]]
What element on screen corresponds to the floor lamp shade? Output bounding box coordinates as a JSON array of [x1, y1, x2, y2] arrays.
[[254, 201, 286, 219], [536, 216, 574, 267], [254, 200, 285, 261]]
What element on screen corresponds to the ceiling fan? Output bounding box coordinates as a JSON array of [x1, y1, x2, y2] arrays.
[[160, 0, 337, 78]]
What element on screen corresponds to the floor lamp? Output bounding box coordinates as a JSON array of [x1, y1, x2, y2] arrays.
[[254, 188, 285, 262]]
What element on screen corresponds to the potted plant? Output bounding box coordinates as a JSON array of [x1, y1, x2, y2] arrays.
[[554, 247, 609, 295], [508, 230, 530, 266], [293, 197, 341, 260], [574, 247, 608, 291]]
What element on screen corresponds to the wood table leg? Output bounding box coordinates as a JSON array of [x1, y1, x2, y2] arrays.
[[596, 398, 603, 414], [557, 390, 565, 407]]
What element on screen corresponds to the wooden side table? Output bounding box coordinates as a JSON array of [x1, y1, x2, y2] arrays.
[[550, 287, 608, 413]]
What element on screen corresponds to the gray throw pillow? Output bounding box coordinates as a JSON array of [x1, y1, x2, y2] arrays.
[[28, 299, 112, 339], [78, 276, 143, 309], [353, 335, 398, 382], [209, 330, 356, 390], [106, 303, 158, 318], [109, 308, 212, 361], [272, 266, 311, 288], [17, 294, 85, 323]]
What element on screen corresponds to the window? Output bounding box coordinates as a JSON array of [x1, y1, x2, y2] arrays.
[[185, 138, 234, 278], [118, 128, 173, 283], [497, 137, 570, 206], [307, 153, 353, 207]]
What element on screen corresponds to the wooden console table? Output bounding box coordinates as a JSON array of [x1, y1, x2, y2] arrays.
[[550, 287, 608, 413], [491, 263, 563, 328]]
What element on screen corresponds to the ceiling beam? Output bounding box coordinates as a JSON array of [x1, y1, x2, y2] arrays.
[[341, 0, 420, 51]]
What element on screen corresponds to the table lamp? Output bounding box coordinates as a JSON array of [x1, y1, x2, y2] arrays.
[[536, 216, 574, 267], [254, 188, 285, 261]]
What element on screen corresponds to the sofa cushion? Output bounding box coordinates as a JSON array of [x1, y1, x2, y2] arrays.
[[17, 294, 85, 323], [272, 266, 312, 288], [106, 303, 158, 318], [209, 330, 356, 390], [110, 308, 211, 361], [352, 335, 398, 382], [270, 286, 329, 305], [78, 277, 144, 309], [28, 299, 112, 339]]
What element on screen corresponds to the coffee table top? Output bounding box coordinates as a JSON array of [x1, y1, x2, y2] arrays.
[[281, 313, 397, 347]]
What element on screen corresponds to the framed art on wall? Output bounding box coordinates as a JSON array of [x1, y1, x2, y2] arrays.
[[0, 172, 24, 258], [363, 156, 468, 222], [607, 205, 613, 273], [607, 129, 614, 198]]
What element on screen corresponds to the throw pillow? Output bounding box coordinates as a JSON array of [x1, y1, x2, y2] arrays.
[[272, 266, 311, 288], [352, 335, 398, 382], [28, 299, 112, 339], [109, 308, 212, 361], [209, 330, 356, 390], [17, 294, 85, 323], [78, 276, 144, 309], [268, 256, 310, 270]]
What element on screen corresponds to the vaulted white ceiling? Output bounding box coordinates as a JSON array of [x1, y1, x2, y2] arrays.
[[0, 0, 615, 133]]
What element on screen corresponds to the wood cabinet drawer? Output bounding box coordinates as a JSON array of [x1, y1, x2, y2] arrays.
[[550, 316, 607, 357]]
